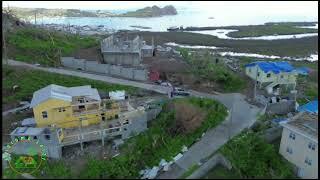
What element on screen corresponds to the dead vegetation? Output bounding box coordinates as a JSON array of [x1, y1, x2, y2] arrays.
[[168, 101, 206, 135]]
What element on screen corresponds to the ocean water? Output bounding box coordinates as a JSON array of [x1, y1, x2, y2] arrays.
[[37, 8, 318, 31]]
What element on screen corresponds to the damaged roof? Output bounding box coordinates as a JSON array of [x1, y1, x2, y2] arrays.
[[30, 84, 101, 107]]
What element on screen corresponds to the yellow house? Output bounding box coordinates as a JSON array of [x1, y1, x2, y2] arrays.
[[30, 84, 120, 128]]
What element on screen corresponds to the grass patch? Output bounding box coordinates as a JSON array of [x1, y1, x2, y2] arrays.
[[180, 164, 200, 179], [6, 26, 98, 66], [226, 23, 318, 38], [220, 130, 296, 179], [2, 65, 137, 106]]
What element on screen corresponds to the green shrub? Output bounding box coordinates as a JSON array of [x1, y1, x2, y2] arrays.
[[221, 131, 296, 178]]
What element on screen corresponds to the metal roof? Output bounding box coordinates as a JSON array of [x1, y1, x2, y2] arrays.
[[297, 100, 318, 114], [30, 84, 101, 108], [245, 61, 295, 74]]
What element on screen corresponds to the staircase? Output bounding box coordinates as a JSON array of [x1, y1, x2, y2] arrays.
[[265, 81, 279, 94]]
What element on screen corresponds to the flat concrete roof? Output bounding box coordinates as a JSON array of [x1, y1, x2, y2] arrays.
[[10, 127, 46, 136], [283, 112, 318, 141]]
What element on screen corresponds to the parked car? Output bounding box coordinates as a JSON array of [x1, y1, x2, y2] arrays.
[[160, 82, 172, 87], [174, 87, 185, 92], [155, 80, 162, 85], [172, 91, 190, 97]]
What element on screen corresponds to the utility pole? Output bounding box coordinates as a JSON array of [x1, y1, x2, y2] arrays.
[[3, 6, 10, 65], [34, 10, 37, 25], [228, 105, 233, 140], [79, 118, 84, 151], [254, 67, 258, 100]]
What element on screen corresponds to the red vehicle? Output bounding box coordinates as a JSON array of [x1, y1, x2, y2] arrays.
[[149, 69, 160, 81]]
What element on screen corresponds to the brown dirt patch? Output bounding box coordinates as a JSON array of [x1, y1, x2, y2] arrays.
[[2, 110, 34, 143], [169, 101, 206, 135], [73, 46, 103, 62], [143, 56, 190, 73]]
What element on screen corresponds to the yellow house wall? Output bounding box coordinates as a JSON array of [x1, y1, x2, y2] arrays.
[[33, 98, 102, 128]]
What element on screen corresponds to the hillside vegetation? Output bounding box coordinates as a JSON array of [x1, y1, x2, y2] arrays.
[[2, 66, 137, 109], [120, 5, 177, 17], [6, 27, 98, 66]]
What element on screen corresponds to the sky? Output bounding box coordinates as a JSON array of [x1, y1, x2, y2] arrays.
[[2, 1, 318, 18]]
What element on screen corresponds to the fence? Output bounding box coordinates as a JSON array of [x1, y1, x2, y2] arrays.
[[61, 57, 148, 81]]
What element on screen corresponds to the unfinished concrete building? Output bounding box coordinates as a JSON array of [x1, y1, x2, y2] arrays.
[[100, 34, 154, 67]]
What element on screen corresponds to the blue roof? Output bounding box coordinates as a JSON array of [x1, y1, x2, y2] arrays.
[[297, 100, 318, 114], [295, 67, 310, 75], [245, 61, 294, 74]]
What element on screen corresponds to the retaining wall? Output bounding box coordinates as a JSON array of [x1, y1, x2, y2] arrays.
[[61, 57, 148, 81], [267, 100, 295, 115], [186, 153, 232, 179]]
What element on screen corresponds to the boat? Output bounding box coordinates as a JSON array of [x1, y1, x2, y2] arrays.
[[208, 17, 214, 19], [167, 26, 179, 31]]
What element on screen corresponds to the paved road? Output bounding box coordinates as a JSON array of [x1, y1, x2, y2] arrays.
[[6, 59, 262, 178], [5, 60, 171, 95]]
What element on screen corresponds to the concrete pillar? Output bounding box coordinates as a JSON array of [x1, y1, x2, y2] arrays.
[[78, 126, 83, 151]]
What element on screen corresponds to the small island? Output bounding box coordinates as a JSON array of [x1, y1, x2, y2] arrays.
[[119, 5, 177, 17]]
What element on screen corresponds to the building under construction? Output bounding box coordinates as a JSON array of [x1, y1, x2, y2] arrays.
[[100, 34, 154, 67]]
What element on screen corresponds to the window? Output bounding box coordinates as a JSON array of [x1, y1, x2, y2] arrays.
[[280, 75, 284, 79], [78, 98, 85, 103], [78, 105, 85, 109], [42, 111, 48, 119], [123, 119, 129, 125], [248, 68, 251, 73], [308, 142, 316, 150], [257, 72, 260, 77], [305, 157, 312, 166], [45, 134, 51, 140], [33, 136, 38, 140], [286, 147, 293, 154], [267, 73, 271, 78], [58, 107, 65, 112], [289, 132, 295, 140]]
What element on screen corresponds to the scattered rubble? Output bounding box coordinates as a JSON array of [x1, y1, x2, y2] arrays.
[[181, 145, 188, 153], [173, 153, 183, 161]]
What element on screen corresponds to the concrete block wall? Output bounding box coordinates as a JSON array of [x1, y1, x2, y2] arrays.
[[120, 67, 134, 79], [122, 113, 148, 139], [267, 100, 295, 115], [110, 65, 122, 77], [62, 57, 86, 70], [61, 57, 148, 81], [133, 69, 148, 81]]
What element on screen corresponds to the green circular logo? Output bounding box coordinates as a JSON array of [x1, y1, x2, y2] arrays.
[[3, 136, 47, 175]]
